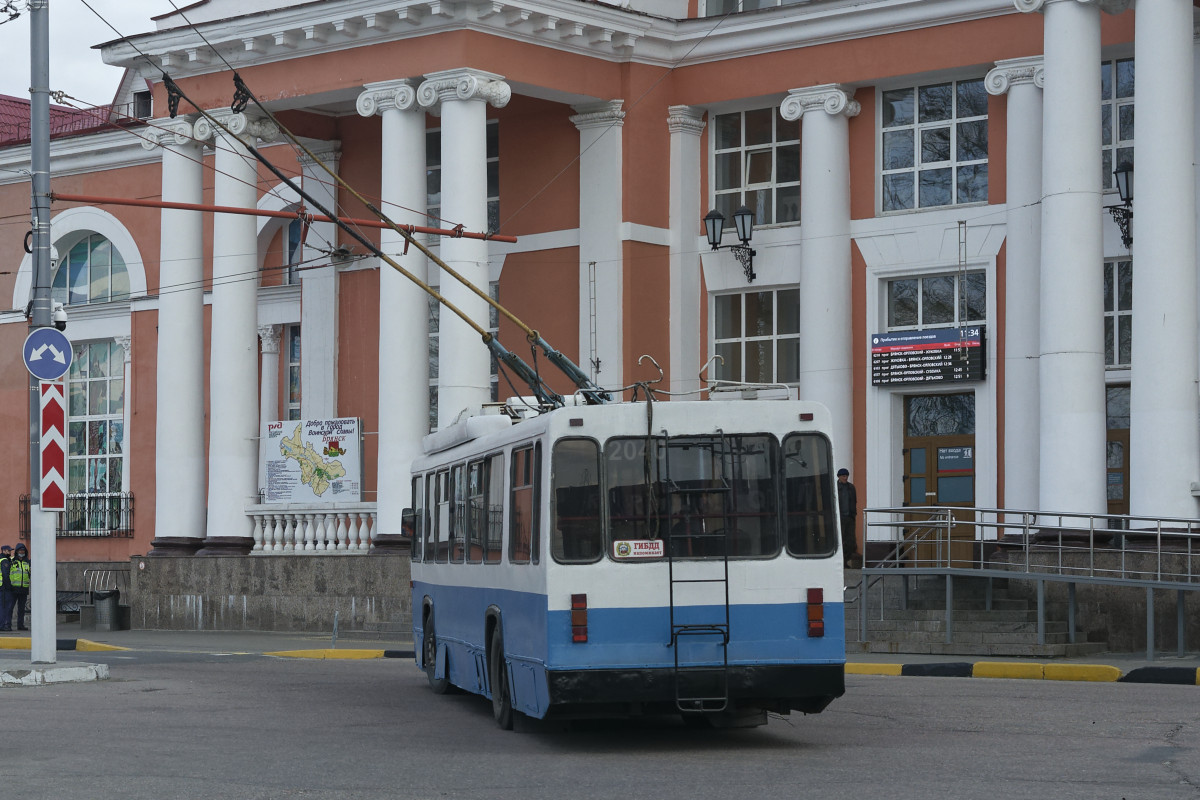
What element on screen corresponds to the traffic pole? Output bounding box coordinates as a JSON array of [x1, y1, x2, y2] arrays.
[[28, 0, 56, 665]]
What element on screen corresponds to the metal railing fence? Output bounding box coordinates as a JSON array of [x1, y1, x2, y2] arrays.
[[853, 506, 1200, 660]]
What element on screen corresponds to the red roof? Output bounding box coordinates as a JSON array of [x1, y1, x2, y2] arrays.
[[0, 94, 129, 147]]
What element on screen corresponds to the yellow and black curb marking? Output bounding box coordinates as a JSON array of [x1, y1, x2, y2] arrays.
[[0, 637, 129, 653], [847, 661, 1200, 685], [266, 648, 416, 660]]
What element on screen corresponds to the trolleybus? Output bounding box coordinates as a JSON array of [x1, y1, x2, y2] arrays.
[[409, 396, 845, 728]]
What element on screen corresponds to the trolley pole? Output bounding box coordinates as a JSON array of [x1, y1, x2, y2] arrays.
[[28, 0, 57, 665]]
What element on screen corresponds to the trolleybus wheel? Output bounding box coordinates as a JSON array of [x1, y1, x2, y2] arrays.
[[489, 629, 514, 730], [423, 616, 450, 695]]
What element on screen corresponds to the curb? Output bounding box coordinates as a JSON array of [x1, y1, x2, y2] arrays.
[[0, 637, 129, 653], [847, 661, 1198, 685], [265, 648, 416, 660]]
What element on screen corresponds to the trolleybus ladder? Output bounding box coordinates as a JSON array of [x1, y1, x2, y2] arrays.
[[663, 432, 734, 713]]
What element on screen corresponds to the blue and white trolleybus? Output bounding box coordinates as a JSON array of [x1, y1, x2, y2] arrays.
[[408, 396, 846, 728]]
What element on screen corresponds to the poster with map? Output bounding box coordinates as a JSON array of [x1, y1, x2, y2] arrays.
[[260, 418, 362, 503]]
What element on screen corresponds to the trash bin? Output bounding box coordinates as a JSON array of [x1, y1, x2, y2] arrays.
[[93, 589, 120, 631]]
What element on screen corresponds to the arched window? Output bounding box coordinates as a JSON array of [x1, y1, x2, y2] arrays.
[[52, 233, 131, 306]]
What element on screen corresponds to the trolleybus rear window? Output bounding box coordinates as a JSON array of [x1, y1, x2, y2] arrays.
[[603, 434, 780, 559], [782, 433, 838, 557], [551, 438, 603, 563]]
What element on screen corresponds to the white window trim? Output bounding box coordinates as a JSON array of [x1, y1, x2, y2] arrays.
[[708, 104, 800, 232], [875, 76, 990, 217]]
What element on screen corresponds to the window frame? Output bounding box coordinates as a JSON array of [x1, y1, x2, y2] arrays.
[[879, 77, 990, 214], [1103, 258, 1132, 369], [710, 288, 800, 385], [710, 106, 801, 230], [1101, 57, 1134, 194], [508, 442, 541, 564], [884, 271, 987, 332]]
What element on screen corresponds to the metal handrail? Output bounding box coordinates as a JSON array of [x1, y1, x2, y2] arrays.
[[863, 505, 1199, 586], [857, 505, 1199, 660]]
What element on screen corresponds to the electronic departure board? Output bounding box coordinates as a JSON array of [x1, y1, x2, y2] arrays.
[[871, 327, 986, 386]]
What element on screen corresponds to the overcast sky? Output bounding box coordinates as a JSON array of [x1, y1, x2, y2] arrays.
[[0, 1, 166, 105]]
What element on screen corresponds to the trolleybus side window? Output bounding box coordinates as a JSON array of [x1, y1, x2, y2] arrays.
[[451, 464, 467, 563], [485, 452, 504, 563], [782, 433, 837, 557], [551, 438, 603, 564], [410, 475, 424, 563], [434, 468, 451, 562], [466, 460, 486, 563], [510, 443, 541, 563]]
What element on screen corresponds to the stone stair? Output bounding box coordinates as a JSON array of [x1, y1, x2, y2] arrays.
[[843, 569, 1109, 658]]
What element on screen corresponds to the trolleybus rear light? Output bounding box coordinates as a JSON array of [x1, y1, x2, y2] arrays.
[[806, 587, 824, 637], [799, 412, 814, 421], [571, 593, 588, 642]]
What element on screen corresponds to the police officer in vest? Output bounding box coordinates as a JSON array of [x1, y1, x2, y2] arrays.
[[1, 543, 30, 631], [0, 544, 12, 631]]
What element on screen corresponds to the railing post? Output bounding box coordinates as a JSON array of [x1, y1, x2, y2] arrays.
[[1146, 586, 1155, 662], [1178, 589, 1186, 658], [1036, 579, 1045, 646], [860, 571, 868, 643], [1067, 582, 1076, 644], [944, 574, 953, 645]]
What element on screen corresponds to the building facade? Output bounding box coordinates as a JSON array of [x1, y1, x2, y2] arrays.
[[0, 0, 1194, 562]]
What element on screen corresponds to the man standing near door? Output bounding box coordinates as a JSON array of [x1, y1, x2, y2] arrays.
[[837, 468, 860, 568]]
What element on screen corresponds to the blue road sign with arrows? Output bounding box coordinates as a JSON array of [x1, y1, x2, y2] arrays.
[[22, 327, 73, 381]]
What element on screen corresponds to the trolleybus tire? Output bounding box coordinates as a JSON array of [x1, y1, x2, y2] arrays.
[[423, 616, 450, 695], [489, 629, 514, 730]]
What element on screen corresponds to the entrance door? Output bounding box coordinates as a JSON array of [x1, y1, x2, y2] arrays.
[[902, 393, 976, 567]]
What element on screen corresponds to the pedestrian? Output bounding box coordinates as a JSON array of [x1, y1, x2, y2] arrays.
[[0, 544, 12, 631], [2, 543, 31, 631], [836, 468, 861, 568]]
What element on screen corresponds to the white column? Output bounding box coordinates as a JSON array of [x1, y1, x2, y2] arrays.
[[986, 57, 1044, 514], [257, 324, 281, 500], [358, 79, 429, 548], [668, 106, 706, 397], [143, 118, 207, 554], [1018, 0, 1121, 516], [571, 100, 626, 392], [115, 335, 132, 495], [196, 110, 279, 553], [781, 85, 859, 472], [1129, 0, 1200, 517], [418, 69, 510, 426], [259, 325, 281, 426], [298, 144, 341, 420]]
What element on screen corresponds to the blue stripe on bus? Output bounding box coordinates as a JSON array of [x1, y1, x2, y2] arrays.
[[414, 581, 844, 716]]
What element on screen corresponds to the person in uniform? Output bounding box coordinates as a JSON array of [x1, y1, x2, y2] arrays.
[[2, 543, 31, 631], [0, 544, 13, 631]]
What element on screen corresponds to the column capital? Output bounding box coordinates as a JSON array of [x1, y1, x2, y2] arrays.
[[570, 100, 626, 131], [258, 324, 282, 354], [417, 68, 510, 112], [356, 80, 418, 117], [194, 109, 280, 146], [140, 117, 199, 151], [780, 85, 860, 122], [1014, 0, 1131, 14], [114, 334, 132, 361], [986, 56, 1046, 95], [296, 140, 342, 170], [666, 105, 706, 136]]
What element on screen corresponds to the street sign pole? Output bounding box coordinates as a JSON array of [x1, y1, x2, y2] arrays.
[[28, 0, 56, 665]]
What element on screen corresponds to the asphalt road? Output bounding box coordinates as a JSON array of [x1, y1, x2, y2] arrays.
[[5, 651, 1198, 800]]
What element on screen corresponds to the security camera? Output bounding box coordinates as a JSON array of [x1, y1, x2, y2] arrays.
[[52, 301, 67, 331]]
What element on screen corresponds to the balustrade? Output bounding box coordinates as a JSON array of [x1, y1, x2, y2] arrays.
[[246, 504, 377, 553]]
